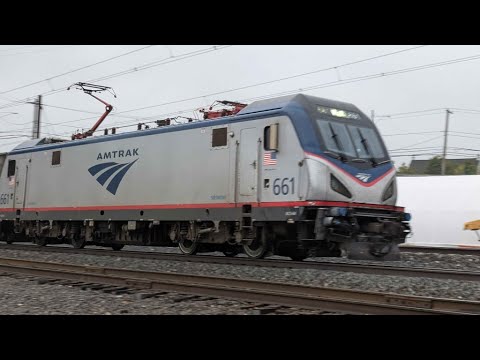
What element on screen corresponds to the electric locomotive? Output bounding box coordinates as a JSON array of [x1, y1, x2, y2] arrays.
[[0, 93, 410, 260]]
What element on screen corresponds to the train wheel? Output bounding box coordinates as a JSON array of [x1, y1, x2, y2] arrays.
[[223, 248, 239, 257], [5, 233, 14, 244], [1, 232, 15, 244], [111, 244, 124, 251], [243, 229, 268, 259], [71, 236, 86, 249], [178, 238, 198, 255], [290, 255, 307, 261], [35, 236, 47, 247]]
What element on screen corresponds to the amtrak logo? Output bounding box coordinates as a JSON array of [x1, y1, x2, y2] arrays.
[[88, 159, 138, 195], [355, 173, 372, 183]]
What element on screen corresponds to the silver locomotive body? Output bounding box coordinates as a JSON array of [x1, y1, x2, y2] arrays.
[[0, 94, 410, 260]]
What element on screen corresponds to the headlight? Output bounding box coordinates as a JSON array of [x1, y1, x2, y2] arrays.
[[330, 174, 352, 198], [382, 180, 395, 201]]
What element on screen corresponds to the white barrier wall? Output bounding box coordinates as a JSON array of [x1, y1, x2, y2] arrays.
[[396, 175, 480, 247]]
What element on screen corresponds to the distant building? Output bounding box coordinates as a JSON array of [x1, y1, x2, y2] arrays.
[[399, 158, 480, 175]]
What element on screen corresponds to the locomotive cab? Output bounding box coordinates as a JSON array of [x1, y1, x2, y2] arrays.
[[268, 95, 410, 260]]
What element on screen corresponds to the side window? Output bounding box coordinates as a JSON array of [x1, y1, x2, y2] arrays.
[[264, 126, 271, 150], [52, 151, 61, 166], [7, 160, 15, 177], [264, 124, 278, 151], [212, 128, 228, 147]]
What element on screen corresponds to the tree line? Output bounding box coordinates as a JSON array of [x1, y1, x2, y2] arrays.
[[397, 156, 478, 175]]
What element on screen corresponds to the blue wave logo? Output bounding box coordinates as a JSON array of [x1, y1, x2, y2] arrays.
[[88, 159, 138, 195]]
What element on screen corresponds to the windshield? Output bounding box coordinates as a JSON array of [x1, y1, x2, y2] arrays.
[[317, 119, 387, 161]]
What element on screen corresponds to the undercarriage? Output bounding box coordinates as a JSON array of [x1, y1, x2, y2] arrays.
[[0, 206, 410, 261]]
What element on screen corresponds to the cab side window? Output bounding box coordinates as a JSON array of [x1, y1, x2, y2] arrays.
[[7, 160, 15, 177], [212, 128, 228, 147], [52, 151, 61, 166]]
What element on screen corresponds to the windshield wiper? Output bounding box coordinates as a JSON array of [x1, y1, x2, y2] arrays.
[[351, 158, 368, 163], [326, 123, 348, 162], [328, 123, 344, 150], [376, 159, 391, 166], [356, 128, 377, 167], [324, 151, 348, 163]]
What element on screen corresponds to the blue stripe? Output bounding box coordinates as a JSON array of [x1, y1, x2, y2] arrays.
[[106, 159, 138, 195], [283, 103, 321, 153], [96, 163, 129, 186], [88, 162, 118, 176], [9, 109, 283, 155]]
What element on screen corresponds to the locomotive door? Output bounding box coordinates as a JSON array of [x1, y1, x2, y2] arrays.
[[13, 158, 30, 210], [237, 128, 258, 202]]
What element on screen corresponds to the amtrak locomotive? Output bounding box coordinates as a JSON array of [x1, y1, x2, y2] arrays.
[[0, 94, 410, 260]]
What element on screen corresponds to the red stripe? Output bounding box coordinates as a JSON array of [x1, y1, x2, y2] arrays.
[[305, 151, 394, 187], [0, 201, 403, 213], [257, 201, 404, 211]]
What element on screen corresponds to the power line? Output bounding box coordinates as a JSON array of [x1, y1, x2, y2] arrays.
[[5, 47, 480, 141], [376, 112, 445, 121], [389, 136, 444, 152], [451, 131, 480, 136], [40, 103, 141, 120], [447, 111, 480, 116], [0, 45, 38, 52], [86, 50, 480, 123], [0, 45, 156, 96], [382, 131, 443, 137], [389, 146, 446, 152], [86, 45, 234, 84], [0, 45, 74, 57], [95, 47, 433, 117], [376, 108, 446, 118], [0, 45, 233, 112], [390, 152, 480, 158], [450, 134, 480, 140], [89, 45, 426, 105], [37, 45, 233, 99], [450, 107, 480, 113], [242, 53, 480, 104]]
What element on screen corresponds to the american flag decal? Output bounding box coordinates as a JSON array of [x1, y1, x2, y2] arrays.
[[263, 151, 277, 165]]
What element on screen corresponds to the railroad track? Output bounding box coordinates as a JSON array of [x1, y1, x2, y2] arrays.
[[2, 272, 330, 315], [400, 244, 480, 256], [0, 256, 479, 315], [1, 243, 480, 283]]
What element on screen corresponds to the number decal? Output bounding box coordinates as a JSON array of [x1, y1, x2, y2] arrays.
[[273, 178, 281, 195], [272, 178, 295, 195]]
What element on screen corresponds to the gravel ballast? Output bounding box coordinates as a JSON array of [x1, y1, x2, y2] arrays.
[[0, 274, 331, 315]]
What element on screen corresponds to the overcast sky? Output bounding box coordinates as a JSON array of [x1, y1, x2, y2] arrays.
[[1, 45, 480, 167]]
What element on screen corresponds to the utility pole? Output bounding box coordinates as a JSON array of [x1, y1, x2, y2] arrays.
[[370, 110, 375, 124], [32, 95, 42, 139], [441, 109, 452, 175]]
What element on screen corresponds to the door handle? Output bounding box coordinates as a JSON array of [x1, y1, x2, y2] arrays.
[[251, 160, 256, 169]]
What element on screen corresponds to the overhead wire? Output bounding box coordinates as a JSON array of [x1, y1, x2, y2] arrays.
[[0, 45, 233, 112], [55, 49, 480, 133], [4, 46, 480, 150], [0, 45, 156, 96]]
